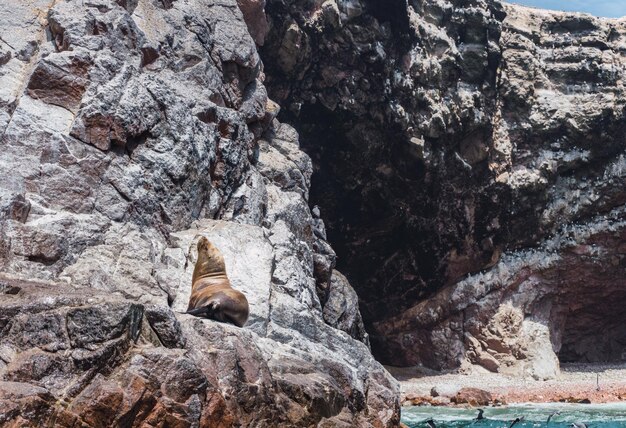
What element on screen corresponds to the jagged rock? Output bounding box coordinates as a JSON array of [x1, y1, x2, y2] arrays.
[[237, 0, 270, 46], [0, 269, 398, 426], [260, 0, 626, 377], [0, 0, 398, 425], [4, 0, 624, 422], [323, 270, 369, 346]]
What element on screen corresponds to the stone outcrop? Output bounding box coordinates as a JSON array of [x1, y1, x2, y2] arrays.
[[323, 269, 370, 346], [0, 0, 398, 426], [2, 0, 626, 423], [260, 0, 626, 378]]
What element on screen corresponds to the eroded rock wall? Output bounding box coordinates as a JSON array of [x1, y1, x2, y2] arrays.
[[0, 0, 398, 426], [260, 0, 626, 376]]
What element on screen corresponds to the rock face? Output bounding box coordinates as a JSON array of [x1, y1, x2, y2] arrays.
[[0, 0, 398, 426], [260, 0, 626, 378], [1, 0, 625, 423], [323, 269, 370, 346]]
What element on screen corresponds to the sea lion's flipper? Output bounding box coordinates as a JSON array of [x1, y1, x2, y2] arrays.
[[186, 300, 220, 318], [186, 306, 209, 316]]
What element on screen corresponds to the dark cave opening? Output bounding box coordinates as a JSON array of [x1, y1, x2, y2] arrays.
[[558, 307, 626, 363], [288, 101, 508, 366], [292, 103, 440, 325], [557, 286, 626, 364], [551, 232, 626, 364], [256, 0, 626, 374], [259, 0, 458, 364]]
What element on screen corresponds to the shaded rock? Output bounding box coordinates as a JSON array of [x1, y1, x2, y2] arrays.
[[275, 20, 310, 76], [260, 0, 626, 379], [26, 49, 91, 111], [144, 305, 186, 349], [323, 270, 369, 346], [0, 382, 56, 427], [66, 303, 143, 348], [237, 0, 270, 46], [0, 191, 30, 223]]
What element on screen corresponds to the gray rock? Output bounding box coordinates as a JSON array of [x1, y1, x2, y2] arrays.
[[0, 191, 30, 223], [323, 270, 369, 347], [144, 305, 186, 348], [0, 0, 399, 424]]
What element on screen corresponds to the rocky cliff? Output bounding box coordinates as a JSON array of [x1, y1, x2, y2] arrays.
[[0, 0, 398, 426], [1, 0, 626, 425], [259, 0, 626, 380]]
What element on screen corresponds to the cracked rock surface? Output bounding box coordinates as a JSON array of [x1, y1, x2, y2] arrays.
[[260, 0, 626, 376], [0, 0, 398, 426], [3, 0, 626, 422]]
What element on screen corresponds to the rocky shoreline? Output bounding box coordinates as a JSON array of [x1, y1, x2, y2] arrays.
[[393, 364, 626, 408]]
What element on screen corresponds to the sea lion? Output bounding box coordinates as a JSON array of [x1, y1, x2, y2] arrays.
[[186, 236, 249, 327]]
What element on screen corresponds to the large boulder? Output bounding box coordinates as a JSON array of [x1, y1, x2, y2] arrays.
[[0, 0, 399, 425], [0, 216, 400, 427]]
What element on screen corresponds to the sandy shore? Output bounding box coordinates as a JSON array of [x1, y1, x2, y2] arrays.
[[389, 363, 626, 406]]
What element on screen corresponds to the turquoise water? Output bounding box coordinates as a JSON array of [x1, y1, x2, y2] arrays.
[[402, 403, 626, 427]]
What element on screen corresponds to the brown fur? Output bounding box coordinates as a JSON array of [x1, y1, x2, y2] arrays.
[[186, 236, 249, 327]]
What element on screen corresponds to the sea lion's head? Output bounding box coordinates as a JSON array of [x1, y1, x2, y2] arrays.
[[195, 236, 226, 277]]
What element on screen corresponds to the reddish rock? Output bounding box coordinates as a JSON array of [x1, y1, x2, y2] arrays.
[[27, 50, 91, 111], [68, 377, 125, 428], [0, 274, 399, 427], [237, 0, 269, 46], [451, 388, 493, 406], [0, 382, 55, 427]]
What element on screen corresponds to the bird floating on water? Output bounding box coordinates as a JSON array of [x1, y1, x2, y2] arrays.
[[547, 411, 561, 424], [425, 418, 437, 428], [475, 409, 485, 420], [509, 416, 524, 428], [571, 423, 588, 428]]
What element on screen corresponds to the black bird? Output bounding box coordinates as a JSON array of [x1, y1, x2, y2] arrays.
[[509, 417, 524, 428], [571, 423, 587, 428], [547, 411, 561, 424], [425, 418, 437, 428], [475, 409, 485, 420]]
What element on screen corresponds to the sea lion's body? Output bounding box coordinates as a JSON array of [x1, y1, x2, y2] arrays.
[[187, 237, 249, 327]]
